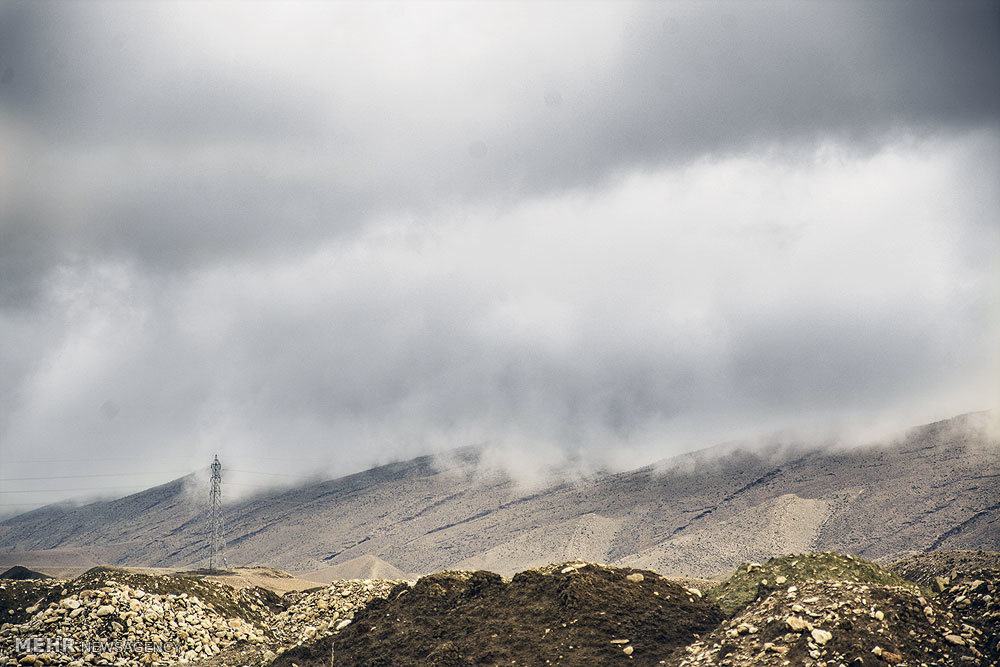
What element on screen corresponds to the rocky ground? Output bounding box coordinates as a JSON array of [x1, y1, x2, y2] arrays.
[[888, 550, 1000, 586], [0, 551, 997, 666], [706, 553, 917, 615], [0, 568, 276, 665], [0, 567, 398, 666], [678, 580, 985, 666], [934, 568, 1000, 664]]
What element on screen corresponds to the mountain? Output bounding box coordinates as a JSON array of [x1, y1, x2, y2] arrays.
[[1, 411, 996, 579]]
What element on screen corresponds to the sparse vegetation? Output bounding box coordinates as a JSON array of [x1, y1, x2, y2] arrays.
[[706, 552, 918, 615]]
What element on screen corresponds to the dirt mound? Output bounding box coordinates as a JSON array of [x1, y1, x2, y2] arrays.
[[707, 552, 915, 615], [63, 567, 286, 627], [0, 578, 63, 625], [267, 561, 724, 667], [888, 550, 1000, 585], [679, 580, 985, 666], [273, 578, 402, 647], [0, 567, 281, 665], [935, 567, 1000, 664], [0, 566, 51, 580]]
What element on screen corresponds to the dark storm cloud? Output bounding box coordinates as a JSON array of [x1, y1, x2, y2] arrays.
[[2, 0, 997, 303], [0, 1, 342, 306], [470, 0, 1000, 198], [0, 2, 318, 144]]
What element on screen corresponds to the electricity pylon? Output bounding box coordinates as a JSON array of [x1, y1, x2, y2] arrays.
[[209, 454, 224, 571]]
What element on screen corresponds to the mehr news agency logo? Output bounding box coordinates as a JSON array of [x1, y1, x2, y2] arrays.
[[5, 635, 180, 657]]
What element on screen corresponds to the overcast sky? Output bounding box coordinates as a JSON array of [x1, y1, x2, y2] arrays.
[[1, 0, 998, 512]]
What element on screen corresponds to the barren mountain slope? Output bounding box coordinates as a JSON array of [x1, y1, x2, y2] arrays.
[[0, 412, 996, 579], [295, 554, 412, 583]]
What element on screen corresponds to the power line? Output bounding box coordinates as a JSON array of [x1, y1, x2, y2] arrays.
[[0, 486, 153, 494], [5, 455, 331, 464], [225, 469, 316, 479], [0, 471, 190, 482], [4, 456, 199, 463]]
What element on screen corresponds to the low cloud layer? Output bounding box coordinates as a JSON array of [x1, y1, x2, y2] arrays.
[[1, 1, 998, 510]]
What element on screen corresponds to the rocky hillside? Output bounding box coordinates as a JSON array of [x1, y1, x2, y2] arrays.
[[1, 412, 996, 579], [1, 551, 996, 666], [0, 566, 402, 666]]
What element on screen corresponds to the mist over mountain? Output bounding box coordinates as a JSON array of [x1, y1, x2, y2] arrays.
[[2, 412, 995, 579]]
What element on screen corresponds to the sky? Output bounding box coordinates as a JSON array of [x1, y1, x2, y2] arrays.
[[0, 0, 998, 512]]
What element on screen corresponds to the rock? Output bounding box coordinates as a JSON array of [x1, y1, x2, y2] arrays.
[[944, 633, 966, 645], [625, 573, 644, 583], [775, 576, 787, 585], [96, 605, 115, 617], [622, 645, 634, 655], [18, 656, 37, 665], [785, 615, 812, 632], [934, 576, 950, 593], [810, 628, 832, 645]]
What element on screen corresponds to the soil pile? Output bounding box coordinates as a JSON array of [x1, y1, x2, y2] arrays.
[[0, 567, 51, 581], [0, 579, 62, 625], [678, 579, 985, 666], [706, 553, 915, 615], [268, 562, 724, 667], [273, 578, 402, 647], [888, 550, 1000, 586], [0, 567, 279, 666], [887, 550, 1000, 664], [935, 568, 1000, 664]]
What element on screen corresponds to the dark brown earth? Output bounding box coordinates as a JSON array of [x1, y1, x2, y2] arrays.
[[0, 566, 51, 580], [268, 563, 723, 667], [935, 568, 1000, 664], [0, 577, 61, 625], [888, 549, 1000, 585], [888, 550, 1000, 665]]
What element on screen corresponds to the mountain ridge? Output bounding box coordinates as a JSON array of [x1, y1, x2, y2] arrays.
[[1, 411, 996, 579]]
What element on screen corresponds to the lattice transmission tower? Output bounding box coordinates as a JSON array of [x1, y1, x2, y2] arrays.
[[208, 454, 225, 571]]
